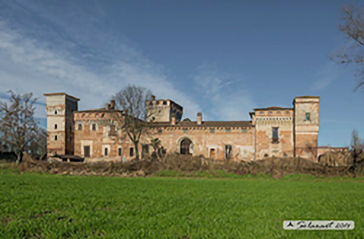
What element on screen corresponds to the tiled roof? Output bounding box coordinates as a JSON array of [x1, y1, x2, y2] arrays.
[[317, 146, 349, 149], [253, 106, 293, 111], [150, 120, 252, 128], [75, 108, 124, 113]]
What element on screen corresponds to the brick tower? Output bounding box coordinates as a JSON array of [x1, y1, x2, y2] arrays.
[[44, 93, 79, 157], [146, 95, 183, 123], [293, 96, 320, 161]]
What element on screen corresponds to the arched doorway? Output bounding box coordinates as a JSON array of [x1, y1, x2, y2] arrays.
[[180, 138, 193, 155]]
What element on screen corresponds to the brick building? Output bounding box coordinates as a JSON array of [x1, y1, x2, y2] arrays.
[[44, 92, 322, 162]]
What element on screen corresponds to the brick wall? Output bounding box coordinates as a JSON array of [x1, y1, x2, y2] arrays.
[[293, 97, 320, 161], [138, 125, 254, 161], [254, 109, 294, 159]]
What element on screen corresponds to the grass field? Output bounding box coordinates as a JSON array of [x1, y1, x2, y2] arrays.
[[1, 169, 363, 238]]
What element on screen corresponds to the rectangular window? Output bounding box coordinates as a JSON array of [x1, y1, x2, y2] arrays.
[[84, 146, 90, 157], [226, 129, 231, 133], [129, 148, 134, 157], [242, 129, 247, 133], [109, 125, 116, 136], [224, 145, 232, 161], [272, 127, 279, 143], [54, 124, 57, 129], [78, 124, 82, 130], [183, 129, 188, 133], [55, 135, 58, 141], [210, 129, 215, 133], [118, 148, 122, 156], [305, 113, 311, 121], [92, 124, 97, 131], [104, 147, 108, 156]]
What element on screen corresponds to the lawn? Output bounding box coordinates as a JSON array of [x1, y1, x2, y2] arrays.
[[1, 169, 363, 238]]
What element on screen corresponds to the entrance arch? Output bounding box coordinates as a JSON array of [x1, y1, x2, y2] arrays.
[[180, 138, 193, 155], [176, 136, 193, 155]]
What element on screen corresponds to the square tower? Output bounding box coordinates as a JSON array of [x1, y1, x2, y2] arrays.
[[293, 96, 320, 161], [44, 93, 79, 157], [145, 95, 183, 122]]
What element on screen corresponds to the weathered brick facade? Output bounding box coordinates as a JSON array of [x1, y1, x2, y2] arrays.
[[44, 93, 79, 156], [44, 93, 324, 162]]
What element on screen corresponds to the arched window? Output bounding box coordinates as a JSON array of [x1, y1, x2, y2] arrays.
[[104, 148, 108, 156], [180, 138, 192, 155]]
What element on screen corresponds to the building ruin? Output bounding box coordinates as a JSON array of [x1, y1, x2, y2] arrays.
[[44, 92, 334, 162]]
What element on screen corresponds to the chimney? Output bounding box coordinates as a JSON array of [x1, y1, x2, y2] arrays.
[[106, 103, 110, 110], [171, 113, 176, 125], [110, 100, 115, 109], [151, 95, 156, 100], [197, 112, 202, 125]]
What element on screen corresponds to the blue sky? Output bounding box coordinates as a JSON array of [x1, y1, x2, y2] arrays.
[[0, 0, 363, 147]]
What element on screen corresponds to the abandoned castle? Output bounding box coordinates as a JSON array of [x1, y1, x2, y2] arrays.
[[44, 92, 334, 162]]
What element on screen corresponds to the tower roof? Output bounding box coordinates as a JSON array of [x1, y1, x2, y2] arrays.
[[44, 92, 80, 101], [294, 96, 320, 99]]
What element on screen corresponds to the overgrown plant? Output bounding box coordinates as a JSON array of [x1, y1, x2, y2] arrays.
[[150, 138, 161, 161]]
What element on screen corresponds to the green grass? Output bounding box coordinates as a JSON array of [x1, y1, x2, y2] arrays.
[[1, 169, 363, 238]]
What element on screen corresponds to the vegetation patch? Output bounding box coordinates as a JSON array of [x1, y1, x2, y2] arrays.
[[1, 170, 364, 238]]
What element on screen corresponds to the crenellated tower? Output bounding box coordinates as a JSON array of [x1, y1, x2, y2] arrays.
[[146, 95, 183, 123]]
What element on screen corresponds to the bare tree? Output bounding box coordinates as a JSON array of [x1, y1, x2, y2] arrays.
[[0, 91, 40, 164], [351, 129, 364, 151], [111, 85, 158, 160], [332, 5, 364, 90], [28, 126, 47, 160]]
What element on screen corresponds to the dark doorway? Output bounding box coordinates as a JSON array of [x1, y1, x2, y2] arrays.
[[180, 138, 192, 155], [210, 148, 216, 159], [142, 144, 149, 158], [224, 145, 232, 161], [84, 146, 90, 158]]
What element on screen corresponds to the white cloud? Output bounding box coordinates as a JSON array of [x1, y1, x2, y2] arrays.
[[0, 1, 253, 123], [193, 65, 256, 121], [312, 63, 339, 91], [0, 13, 202, 121]]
